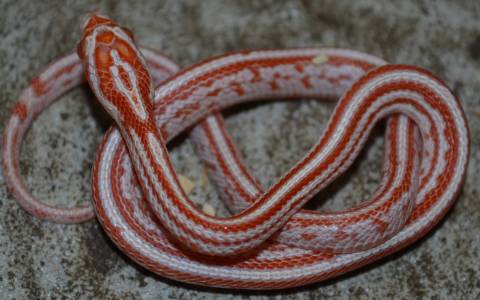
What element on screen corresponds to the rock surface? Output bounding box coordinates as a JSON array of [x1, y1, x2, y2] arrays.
[[1, 0, 479, 299]]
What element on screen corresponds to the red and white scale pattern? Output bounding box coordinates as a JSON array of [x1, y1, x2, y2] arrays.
[[1, 15, 469, 289]]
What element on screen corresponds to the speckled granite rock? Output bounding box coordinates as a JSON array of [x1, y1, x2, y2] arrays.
[[1, 0, 479, 299]]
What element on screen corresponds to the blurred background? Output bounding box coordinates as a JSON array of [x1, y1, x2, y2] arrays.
[[0, 1, 479, 299]]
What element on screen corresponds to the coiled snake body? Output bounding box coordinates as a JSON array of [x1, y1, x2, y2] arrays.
[[1, 15, 469, 289]]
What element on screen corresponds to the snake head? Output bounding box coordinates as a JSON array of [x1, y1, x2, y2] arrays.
[[78, 14, 134, 59], [77, 14, 154, 125]]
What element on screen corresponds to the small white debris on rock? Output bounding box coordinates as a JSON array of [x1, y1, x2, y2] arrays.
[[200, 168, 209, 188], [178, 174, 195, 195], [202, 203, 216, 216], [312, 55, 328, 64]]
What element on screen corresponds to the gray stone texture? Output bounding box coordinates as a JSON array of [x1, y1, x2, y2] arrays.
[[0, 0, 479, 299]]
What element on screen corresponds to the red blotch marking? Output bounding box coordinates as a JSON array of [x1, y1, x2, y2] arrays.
[[301, 76, 312, 89], [301, 232, 316, 241], [269, 80, 279, 90], [334, 230, 349, 240], [322, 74, 352, 86], [53, 63, 77, 81], [206, 88, 221, 97], [13, 103, 27, 121], [202, 79, 214, 88], [230, 82, 245, 96], [371, 218, 389, 235], [31, 77, 46, 95], [294, 64, 304, 73], [249, 67, 262, 83]]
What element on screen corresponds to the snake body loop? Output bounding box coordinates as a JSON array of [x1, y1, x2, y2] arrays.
[[1, 15, 469, 289]]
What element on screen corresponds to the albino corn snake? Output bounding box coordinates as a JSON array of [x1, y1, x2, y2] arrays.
[[1, 15, 469, 289]]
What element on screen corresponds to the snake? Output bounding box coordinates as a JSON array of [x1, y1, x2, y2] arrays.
[[1, 14, 469, 289]]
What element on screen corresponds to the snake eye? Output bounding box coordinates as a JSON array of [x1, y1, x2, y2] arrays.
[[121, 26, 135, 41]]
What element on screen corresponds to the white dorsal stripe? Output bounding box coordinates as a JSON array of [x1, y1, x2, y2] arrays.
[[110, 49, 148, 121]]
